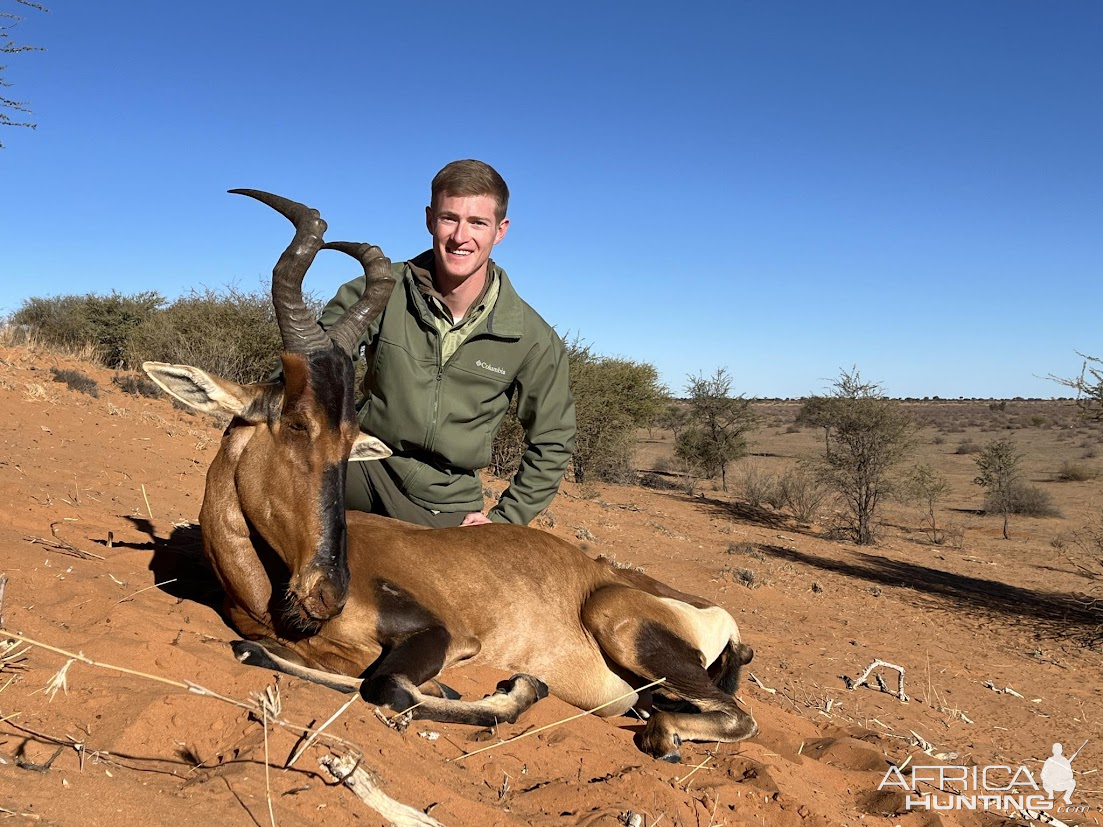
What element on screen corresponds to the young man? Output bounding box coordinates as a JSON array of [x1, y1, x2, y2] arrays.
[[318, 159, 576, 527]]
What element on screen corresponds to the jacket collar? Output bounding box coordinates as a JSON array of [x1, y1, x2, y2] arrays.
[[406, 250, 523, 338]]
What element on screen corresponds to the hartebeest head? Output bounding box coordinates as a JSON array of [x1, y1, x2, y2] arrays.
[[144, 190, 395, 631]]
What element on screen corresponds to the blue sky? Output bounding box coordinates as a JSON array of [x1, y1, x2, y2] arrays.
[[2, 2, 1100, 398]]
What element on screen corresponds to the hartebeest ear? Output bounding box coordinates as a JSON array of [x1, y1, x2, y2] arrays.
[[142, 362, 269, 421], [350, 432, 392, 462]]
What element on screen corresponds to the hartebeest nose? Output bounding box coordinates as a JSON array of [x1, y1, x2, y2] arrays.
[[293, 565, 349, 622]]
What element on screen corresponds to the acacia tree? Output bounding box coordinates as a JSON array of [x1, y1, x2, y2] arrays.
[[1050, 352, 1103, 421], [973, 438, 1022, 540], [1, 1, 47, 147], [675, 368, 756, 490], [802, 368, 915, 545], [655, 402, 688, 441]]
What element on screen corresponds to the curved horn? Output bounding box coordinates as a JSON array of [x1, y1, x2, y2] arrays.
[[322, 242, 397, 357], [230, 189, 331, 354]]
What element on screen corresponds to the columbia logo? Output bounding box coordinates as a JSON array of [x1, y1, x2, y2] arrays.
[[476, 360, 507, 376]]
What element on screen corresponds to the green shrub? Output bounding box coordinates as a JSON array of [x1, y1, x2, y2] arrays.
[[1054, 460, 1099, 482], [675, 369, 755, 490], [11, 291, 164, 367], [126, 288, 283, 384], [10, 294, 93, 352], [733, 568, 763, 589], [488, 398, 525, 480], [955, 439, 982, 455], [50, 367, 99, 397], [489, 339, 668, 485], [798, 369, 914, 545], [737, 460, 778, 509], [639, 472, 679, 490], [112, 373, 164, 399], [84, 292, 165, 367], [566, 340, 668, 484], [778, 464, 831, 523], [984, 483, 1062, 518]]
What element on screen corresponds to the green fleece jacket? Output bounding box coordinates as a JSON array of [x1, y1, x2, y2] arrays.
[[318, 251, 576, 525]]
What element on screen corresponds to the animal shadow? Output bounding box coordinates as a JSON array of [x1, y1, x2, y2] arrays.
[[104, 516, 225, 616]]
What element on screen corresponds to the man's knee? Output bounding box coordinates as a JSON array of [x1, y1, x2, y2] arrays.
[[345, 461, 377, 513]]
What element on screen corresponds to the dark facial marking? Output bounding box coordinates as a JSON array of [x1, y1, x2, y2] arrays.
[[306, 345, 358, 430]]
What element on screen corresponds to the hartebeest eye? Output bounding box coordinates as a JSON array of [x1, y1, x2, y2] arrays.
[[283, 419, 309, 434]]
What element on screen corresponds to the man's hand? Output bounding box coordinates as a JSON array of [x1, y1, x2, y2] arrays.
[[459, 512, 493, 527]]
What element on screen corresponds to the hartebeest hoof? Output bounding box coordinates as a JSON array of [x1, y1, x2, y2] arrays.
[[639, 716, 683, 762], [494, 674, 549, 702]]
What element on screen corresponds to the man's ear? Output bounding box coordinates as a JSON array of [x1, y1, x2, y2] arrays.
[[142, 362, 269, 421], [494, 216, 510, 245], [350, 432, 392, 462]]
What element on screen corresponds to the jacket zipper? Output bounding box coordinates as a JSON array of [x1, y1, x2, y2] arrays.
[[426, 327, 497, 455], [427, 331, 444, 453]]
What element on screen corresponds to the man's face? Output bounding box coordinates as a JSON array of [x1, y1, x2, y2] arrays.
[[426, 193, 509, 284]]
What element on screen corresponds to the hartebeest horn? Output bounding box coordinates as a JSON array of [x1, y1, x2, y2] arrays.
[[229, 188, 331, 354], [322, 241, 398, 357]]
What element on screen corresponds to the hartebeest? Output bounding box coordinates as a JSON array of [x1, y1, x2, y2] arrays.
[[143, 190, 758, 761]]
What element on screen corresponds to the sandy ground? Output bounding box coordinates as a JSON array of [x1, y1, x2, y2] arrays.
[[0, 345, 1101, 826]]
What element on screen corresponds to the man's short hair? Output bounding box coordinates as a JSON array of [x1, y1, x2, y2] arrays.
[[431, 159, 509, 223]]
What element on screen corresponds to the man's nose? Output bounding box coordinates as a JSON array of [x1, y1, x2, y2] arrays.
[[450, 221, 470, 243]]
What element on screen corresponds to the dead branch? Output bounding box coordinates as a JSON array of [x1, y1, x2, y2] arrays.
[[982, 680, 1024, 698], [24, 526, 105, 561], [843, 658, 908, 701], [747, 672, 776, 694], [320, 754, 445, 827], [15, 744, 64, 773]]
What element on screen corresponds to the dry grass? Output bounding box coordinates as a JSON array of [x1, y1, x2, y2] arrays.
[[22, 382, 51, 402]]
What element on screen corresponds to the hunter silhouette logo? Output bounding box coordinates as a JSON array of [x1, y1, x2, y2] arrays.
[[1041, 741, 1086, 805], [878, 738, 1091, 813]]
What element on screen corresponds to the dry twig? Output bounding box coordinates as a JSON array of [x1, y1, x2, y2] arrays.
[[843, 658, 908, 701], [320, 754, 444, 827], [24, 531, 104, 561], [747, 673, 776, 694], [287, 694, 359, 769]]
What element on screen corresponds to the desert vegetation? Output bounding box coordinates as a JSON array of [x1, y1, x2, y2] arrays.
[[5, 288, 1101, 562]]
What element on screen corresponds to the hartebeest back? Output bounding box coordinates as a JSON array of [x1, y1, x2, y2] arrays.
[[144, 191, 758, 761]]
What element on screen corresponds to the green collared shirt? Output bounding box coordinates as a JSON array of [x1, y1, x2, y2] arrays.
[[408, 258, 501, 365]]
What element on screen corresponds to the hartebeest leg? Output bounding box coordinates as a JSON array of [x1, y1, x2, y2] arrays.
[[582, 586, 758, 762], [231, 638, 461, 700], [361, 627, 548, 726]]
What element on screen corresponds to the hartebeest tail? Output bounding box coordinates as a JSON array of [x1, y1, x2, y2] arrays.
[[144, 190, 759, 762]]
